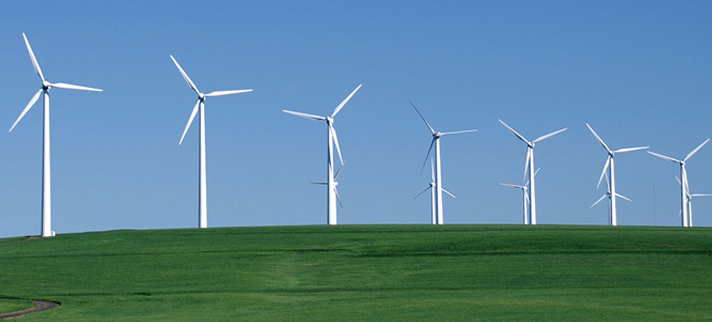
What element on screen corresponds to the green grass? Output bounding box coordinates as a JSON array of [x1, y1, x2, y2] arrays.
[[1, 225, 711, 321], [0, 298, 34, 315]]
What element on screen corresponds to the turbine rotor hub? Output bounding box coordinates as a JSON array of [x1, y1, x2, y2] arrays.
[[199, 92, 205, 100], [326, 116, 334, 124], [434, 132, 442, 138], [42, 81, 50, 90]]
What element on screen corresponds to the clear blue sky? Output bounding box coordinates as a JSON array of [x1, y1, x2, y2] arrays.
[[1, 1, 711, 238]]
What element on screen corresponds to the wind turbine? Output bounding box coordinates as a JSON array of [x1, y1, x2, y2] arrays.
[[170, 55, 253, 229], [500, 168, 539, 225], [499, 120, 566, 225], [10, 33, 102, 238], [586, 123, 648, 226], [687, 193, 712, 228], [283, 84, 362, 225], [410, 101, 477, 225], [648, 138, 709, 227], [675, 176, 712, 227], [415, 158, 456, 225]]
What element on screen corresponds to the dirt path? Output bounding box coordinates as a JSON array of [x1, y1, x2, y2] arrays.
[[0, 300, 59, 320]]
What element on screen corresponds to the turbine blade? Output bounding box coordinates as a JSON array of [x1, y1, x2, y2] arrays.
[[647, 151, 682, 164], [51, 82, 102, 92], [414, 186, 431, 199], [691, 193, 712, 197], [683, 172, 690, 197], [204, 89, 253, 97], [586, 123, 612, 154], [334, 160, 347, 180], [597, 157, 611, 189], [498, 119, 530, 144], [430, 158, 435, 182], [421, 139, 436, 174], [170, 55, 200, 95], [334, 187, 344, 208], [440, 129, 478, 136], [500, 183, 524, 189], [310, 182, 327, 185], [682, 171, 692, 199], [590, 194, 608, 208], [675, 176, 681, 185], [442, 188, 456, 199], [684, 138, 710, 161], [179, 100, 200, 145], [614, 146, 649, 154], [615, 193, 633, 203], [282, 110, 326, 121], [523, 148, 531, 184], [410, 101, 436, 135], [22, 33, 44, 82], [331, 125, 344, 166], [331, 84, 362, 118], [526, 168, 541, 186], [9, 88, 42, 133], [533, 128, 567, 143]]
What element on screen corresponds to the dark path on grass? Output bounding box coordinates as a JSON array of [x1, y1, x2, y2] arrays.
[[0, 300, 59, 320]]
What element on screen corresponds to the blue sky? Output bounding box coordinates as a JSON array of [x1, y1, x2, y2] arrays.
[[1, 1, 711, 238]]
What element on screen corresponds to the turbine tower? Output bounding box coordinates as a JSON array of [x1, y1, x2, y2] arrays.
[[415, 158, 456, 225], [170, 55, 253, 229], [586, 123, 648, 226], [10, 33, 102, 238], [283, 84, 362, 225], [499, 120, 566, 225], [410, 101, 477, 225], [648, 138, 709, 227]]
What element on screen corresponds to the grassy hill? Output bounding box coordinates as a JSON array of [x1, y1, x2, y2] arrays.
[[1, 225, 711, 321]]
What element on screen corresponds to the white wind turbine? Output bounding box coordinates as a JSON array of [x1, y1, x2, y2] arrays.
[[499, 120, 566, 225], [10, 33, 102, 238], [283, 84, 362, 225], [415, 158, 456, 225], [410, 101, 477, 225], [586, 123, 648, 226], [170, 55, 253, 229], [500, 168, 539, 225], [648, 139, 709, 227], [675, 176, 712, 227]]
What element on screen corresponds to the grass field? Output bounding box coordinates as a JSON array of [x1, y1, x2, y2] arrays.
[[0, 298, 34, 315], [1, 225, 711, 321]]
